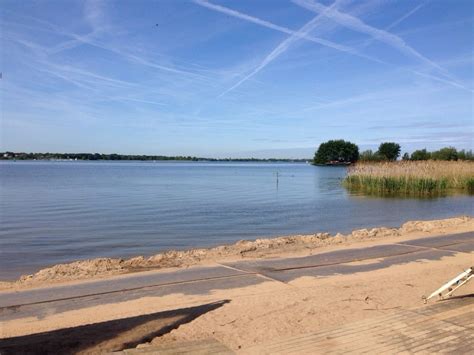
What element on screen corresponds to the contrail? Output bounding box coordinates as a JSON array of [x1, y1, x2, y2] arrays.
[[216, 0, 343, 97], [360, 2, 427, 50], [194, 0, 469, 93], [292, 0, 454, 80], [193, 0, 383, 64], [385, 2, 427, 31]]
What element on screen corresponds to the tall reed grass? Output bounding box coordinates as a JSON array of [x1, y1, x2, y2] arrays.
[[344, 160, 474, 196]]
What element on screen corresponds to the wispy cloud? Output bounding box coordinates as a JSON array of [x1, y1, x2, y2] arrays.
[[292, 0, 454, 79], [295, 83, 455, 113], [57, 34, 212, 80], [411, 70, 469, 91], [386, 2, 428, 31], [360, 1, 427, 49], [368, 120, 469, 131], [4, 8, 213, 81], [217, 2, 343, 97], [193, 0, 383, 65], [366, 131, 473, 147], [83, 0, 108, 31], [194, 0, 470, 95]]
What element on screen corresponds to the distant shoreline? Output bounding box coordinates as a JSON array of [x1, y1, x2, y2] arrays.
[[1, 160, 311, 163], [0, 152, 310, 163]]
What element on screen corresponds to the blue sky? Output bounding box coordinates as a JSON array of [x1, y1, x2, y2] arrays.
[[1, 0, 473, 158]]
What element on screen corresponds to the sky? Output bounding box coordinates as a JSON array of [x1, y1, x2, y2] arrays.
[[1, 0, 473, 158]]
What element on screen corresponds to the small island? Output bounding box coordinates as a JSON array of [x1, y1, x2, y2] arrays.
[[313, 140, 474, 196], [312, 139, 359, 165]]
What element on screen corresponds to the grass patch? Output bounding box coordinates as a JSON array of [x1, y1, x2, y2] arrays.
[[343, 160, 474, 196]]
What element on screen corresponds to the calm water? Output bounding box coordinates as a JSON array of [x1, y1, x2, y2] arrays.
[[0, 161, 472, 280]]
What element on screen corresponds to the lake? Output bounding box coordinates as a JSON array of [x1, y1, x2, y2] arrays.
[[0, 161, 472, 280]]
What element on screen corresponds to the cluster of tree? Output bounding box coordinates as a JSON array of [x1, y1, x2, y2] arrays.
[[402, 147, 473, 161], [313, 140, 473, 165], [359, 142, 401, 162], [313, 140, 359, 165], [0, 152, 307, 163]]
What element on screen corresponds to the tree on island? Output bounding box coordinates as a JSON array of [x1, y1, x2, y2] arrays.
[[377, 142, 401, 161], [313, 139, 359, 165]]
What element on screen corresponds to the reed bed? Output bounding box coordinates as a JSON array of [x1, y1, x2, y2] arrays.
[[344, 160, 474, 196]]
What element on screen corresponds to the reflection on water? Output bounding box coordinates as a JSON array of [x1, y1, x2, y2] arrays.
[[0, 161, 472, 279], [345, 187, 473, 199]]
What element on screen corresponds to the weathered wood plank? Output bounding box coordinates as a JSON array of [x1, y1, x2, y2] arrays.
[[243, 297, 474, 354]]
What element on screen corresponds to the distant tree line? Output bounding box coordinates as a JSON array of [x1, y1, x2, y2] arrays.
[[313, 140, 473, 165], [402, 147, 473, 161], [0, 152, 308, 163]]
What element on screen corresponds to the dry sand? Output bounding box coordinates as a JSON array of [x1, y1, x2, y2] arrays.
[[2, 215, 472, 291], [2, 237, 473, 352], [152, 252, 474, 352]]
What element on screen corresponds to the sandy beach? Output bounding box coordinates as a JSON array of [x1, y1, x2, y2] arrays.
[[1, 216, 473, 353], [2, 215, 472, 290]]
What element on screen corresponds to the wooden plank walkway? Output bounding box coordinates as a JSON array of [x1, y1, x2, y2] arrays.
[[244, 296, 474, 354]]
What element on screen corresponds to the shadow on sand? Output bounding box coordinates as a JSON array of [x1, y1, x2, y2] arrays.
[[0, 299, 230, 354]]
